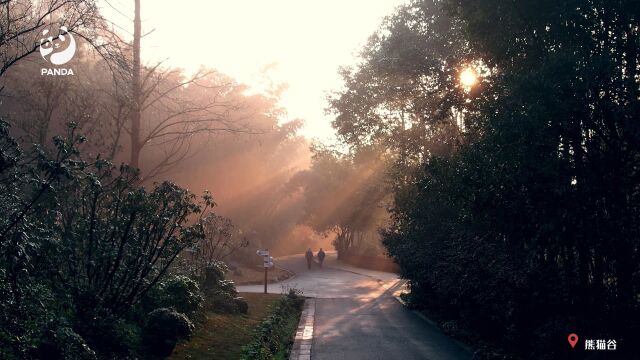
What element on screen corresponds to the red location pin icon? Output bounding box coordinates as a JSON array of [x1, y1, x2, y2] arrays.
[[567, 333, 579, 348]]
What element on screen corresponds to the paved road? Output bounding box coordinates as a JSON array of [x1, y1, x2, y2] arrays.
[[237, 253, 472, 360]]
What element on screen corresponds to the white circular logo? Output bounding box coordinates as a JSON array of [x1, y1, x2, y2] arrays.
[[39, 26, 76, 65]]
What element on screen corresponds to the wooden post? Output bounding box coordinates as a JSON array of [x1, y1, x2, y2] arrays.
[[257, 249, 270, 294], [264, 266, 268, 294]]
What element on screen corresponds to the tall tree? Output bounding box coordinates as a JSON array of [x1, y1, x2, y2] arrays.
[[329, 0, 475, 166], [130, 0, 141, 167], [362, 0, 640, 358], [123, 0, 259, 176]]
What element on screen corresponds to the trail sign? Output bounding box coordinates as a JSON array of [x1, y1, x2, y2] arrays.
[[263, 256, 274, 268], [256, 249, 272, 293]]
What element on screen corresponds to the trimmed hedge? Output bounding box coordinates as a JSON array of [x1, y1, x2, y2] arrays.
[[241, 291, 304, 360]]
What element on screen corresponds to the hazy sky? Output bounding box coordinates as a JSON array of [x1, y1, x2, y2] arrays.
[[100, 0, 407, 142]]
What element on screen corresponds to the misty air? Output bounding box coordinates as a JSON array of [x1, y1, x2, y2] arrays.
[[0, 1, 638, 359]]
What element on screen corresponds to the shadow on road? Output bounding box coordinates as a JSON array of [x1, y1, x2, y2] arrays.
[[237, 252, 471, 360]]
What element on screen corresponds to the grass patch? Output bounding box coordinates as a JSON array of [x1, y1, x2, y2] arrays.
[[169, 292, 282, 360], [227, 265, 291, 285]]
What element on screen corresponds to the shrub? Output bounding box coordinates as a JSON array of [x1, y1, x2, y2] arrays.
[[143, 308, 194, 358], [75, 316, 142, 359], [33, 327, 97, 360], [286, 288, 305, 310], [207, 292, 240, 314], [197, 263, 245, 314], [161, 276, 204, 316], [143, 275, 204, 321], [201, 262, 230, 291], [233, 297, 249, 314]]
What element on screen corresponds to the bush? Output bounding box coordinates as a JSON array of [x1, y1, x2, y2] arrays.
[[33, 326, 97, 360], [161, 276, 204, 316], [143, 275, 204, 321], [233, 297, 249, 314], [207, 291, 240, 314], [143, 308, 194, 358], [201, 262, 229, 291], [286, 288, 305, 310], [197, 263, 246, 314], [75, 316, 141, 359], [0, 280, 58, 359]]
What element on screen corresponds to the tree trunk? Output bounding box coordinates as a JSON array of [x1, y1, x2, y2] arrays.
[[130, 0, 142, 168]]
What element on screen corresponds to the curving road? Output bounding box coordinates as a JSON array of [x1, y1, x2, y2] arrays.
[[237, 253, 472, 360]]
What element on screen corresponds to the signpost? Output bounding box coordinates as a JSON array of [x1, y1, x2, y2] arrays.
[[256, 249, 273, 293]]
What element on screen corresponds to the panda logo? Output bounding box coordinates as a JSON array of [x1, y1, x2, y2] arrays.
[[39, 26, 76, 65]]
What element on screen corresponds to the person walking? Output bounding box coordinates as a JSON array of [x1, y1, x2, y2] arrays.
[[317, 248, 326, 268], [305, 248, 314, 270]]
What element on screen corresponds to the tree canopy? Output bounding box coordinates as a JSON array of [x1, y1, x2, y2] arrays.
[[332, 0, 640, 358]]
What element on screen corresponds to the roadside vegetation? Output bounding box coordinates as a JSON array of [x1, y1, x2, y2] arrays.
[[169, 292, 292, 360], [241, 290, 305, 360], [170, 290, 304, 360], [0, 122, 251, 359], [2, 0, 638, 359], [326, 1, 640, 359], [0, 1, 306, 359]]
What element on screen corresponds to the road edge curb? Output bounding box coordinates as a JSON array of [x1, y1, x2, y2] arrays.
[[276, 264, 296, 280], [289, 298, 315, 360]]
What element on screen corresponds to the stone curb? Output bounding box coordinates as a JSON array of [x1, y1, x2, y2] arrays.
[[289, 298, 316, 360]]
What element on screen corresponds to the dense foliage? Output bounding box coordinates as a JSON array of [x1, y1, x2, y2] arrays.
[[332, 0, 640, 358], [0, 120, 222, 359], [1, 1, 302, 357]]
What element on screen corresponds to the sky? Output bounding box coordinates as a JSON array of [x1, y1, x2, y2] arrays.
[[99, 0, 408, 142]]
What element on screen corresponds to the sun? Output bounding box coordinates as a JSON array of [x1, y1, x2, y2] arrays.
[[460, 67, 478, 88]]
